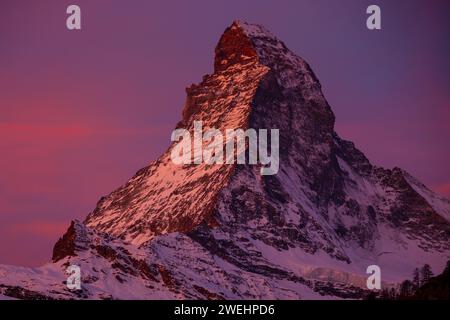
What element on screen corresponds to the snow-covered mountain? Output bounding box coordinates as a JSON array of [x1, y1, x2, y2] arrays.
[[0, 21, 449, 300]]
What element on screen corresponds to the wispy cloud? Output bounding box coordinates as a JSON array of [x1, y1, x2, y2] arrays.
[[9, 221, 69, 238], [434, 183, 450, 198]]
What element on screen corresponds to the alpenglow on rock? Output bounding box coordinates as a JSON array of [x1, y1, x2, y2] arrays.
[[0, 21, 449, 300]]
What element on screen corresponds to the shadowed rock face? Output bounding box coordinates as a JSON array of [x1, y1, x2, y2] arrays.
[[1, 21, 450, 300], [52, 221, 78, 262]]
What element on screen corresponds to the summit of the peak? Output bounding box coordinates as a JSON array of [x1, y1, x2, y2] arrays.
[[213, 21, 314, 84], [214, 22, 259, 73], [231, 20, 276, 39], [214, 21, 284, 73]]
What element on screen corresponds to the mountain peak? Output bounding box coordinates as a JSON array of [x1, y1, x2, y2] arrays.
[[213, 21, 259, 73], [1, 21, 448, 300], [214, 20, 293, 71]]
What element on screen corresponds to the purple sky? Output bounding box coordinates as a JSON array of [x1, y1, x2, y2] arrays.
[[1, 0, 449, 266]]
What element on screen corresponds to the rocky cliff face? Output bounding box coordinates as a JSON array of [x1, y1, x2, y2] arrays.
[[1, 21, 449, 300]]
